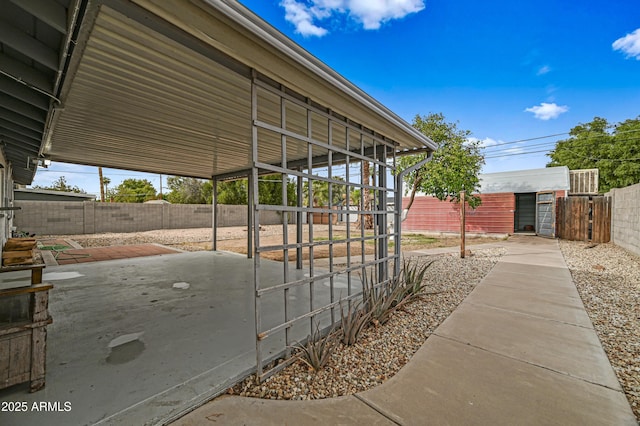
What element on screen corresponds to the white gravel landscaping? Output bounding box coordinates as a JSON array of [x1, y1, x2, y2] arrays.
[[231, 248, 505, 399], [559, 240, 640, 420]]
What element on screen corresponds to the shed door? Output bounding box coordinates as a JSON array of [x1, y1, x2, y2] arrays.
[[536, 191, 556, 238]]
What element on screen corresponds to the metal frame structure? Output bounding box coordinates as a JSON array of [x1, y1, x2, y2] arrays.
[[2, 0, 437, 387], [203, 73, 400, 381]]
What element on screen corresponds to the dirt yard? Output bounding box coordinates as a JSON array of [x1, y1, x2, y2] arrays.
[[55, 225, 504, 261]]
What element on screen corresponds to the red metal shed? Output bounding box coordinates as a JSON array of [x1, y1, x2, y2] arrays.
[[402, 167, 570, 237]]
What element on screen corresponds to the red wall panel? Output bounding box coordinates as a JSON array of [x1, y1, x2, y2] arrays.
[[402, 193, 516, 234]]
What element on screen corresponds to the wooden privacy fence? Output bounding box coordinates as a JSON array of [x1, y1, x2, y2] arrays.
[[556, 196, 611, 243]]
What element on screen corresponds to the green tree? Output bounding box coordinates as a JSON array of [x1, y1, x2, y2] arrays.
[[547, 116, 640, 192], [110, 178, 157, 203], [303, 177, 347, 207], [166, 177, 212, 204], [215, 175, 296, 205], [217, 179, 247, 205], [34, 176, 86, 193], [101, 176, 111, 201], [258, 175, 297, 206], [397, 113, 484, 214]]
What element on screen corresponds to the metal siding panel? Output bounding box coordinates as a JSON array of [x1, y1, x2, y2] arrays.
[[47, 6, 254, 178], [536, 191, 556, 238], [43, 1, 434, 181], [402, 193, 515, 234], [479, 167, 570, 194], [132, 0, 435, 151]]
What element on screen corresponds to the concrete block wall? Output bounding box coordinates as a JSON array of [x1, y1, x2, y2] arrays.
[[216, 205, 247, 227], [608, 183, 640, 256], [215, 205, 290, 227], [94, 203, 164, 233], [166, 204, 212, 229], [14, 201, 289, 235], [14, 201, 85, 235]]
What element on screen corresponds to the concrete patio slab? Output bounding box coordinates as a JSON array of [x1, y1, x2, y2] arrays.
[[435, 294, 621, 390], [0, 250, 326, 426], [359, 335, 636, 426], [174, 395, 396, 426]]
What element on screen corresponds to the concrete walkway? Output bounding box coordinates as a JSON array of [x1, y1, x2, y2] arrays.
[[173, 236, 637, 425]]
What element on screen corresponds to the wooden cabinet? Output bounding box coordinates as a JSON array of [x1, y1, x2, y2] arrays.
[[0, 265, 52, 392]]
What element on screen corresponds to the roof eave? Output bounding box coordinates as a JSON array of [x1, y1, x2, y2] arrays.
[[200, 0, 436, 152]]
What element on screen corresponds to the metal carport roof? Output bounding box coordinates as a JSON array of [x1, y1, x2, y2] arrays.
[[0, 0, 75, 184], [1, 0, 435, 183]]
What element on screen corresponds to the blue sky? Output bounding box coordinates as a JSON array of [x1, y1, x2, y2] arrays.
[[31, 0, 640, 197]]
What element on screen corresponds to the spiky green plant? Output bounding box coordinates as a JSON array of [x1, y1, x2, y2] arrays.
[[401, 258, 433, 302], [339, 299, 371, 346], [293, 322, 339, 372], [361, 269, 404, 326]]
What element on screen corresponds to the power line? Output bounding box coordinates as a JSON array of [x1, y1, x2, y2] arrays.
[[485, 136, 640, 161], [482, 140, 556, 154], [484, 149, 553, 159], [479, 132, 569, 149], [479, 127, 640, 152]]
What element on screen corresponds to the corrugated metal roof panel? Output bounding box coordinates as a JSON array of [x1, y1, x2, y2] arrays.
[[3, 0, 434, 185], [0, 0, 72, 184], [193, 0, 434, 151], [47, 6, 253, 178], [41, 0, 434, 180], [479, 166, 570, 194]]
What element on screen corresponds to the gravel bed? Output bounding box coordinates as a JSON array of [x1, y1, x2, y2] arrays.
[[230, 248, 505, 400], [44, 227, 225, 247], [559, 240, 640, 420], [42, 225, 329, 250]]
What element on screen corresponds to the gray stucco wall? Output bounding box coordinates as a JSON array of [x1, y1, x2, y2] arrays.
[[13, 201, 288, 235], [608, 183, 640, 256]]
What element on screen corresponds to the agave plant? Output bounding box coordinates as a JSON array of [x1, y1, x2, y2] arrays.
[[339, 299, 371, 346], [361, 269, 403, 326], [400, 258, 433, 302], [293, 321, 339, 372]]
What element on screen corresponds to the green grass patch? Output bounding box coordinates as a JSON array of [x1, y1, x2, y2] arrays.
[[39, 244, 72, 251], [313, 235, 346, 242], [402, 234, 438, 245]]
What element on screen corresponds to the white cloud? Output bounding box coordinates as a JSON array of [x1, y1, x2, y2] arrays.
[[536, 65, 551, 76], [281, 0, 328, 37], [524, 102, 569, 120], [347, 0, 426, 30], [612, 28, 640, 60], [280, 0, 425, 36]]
